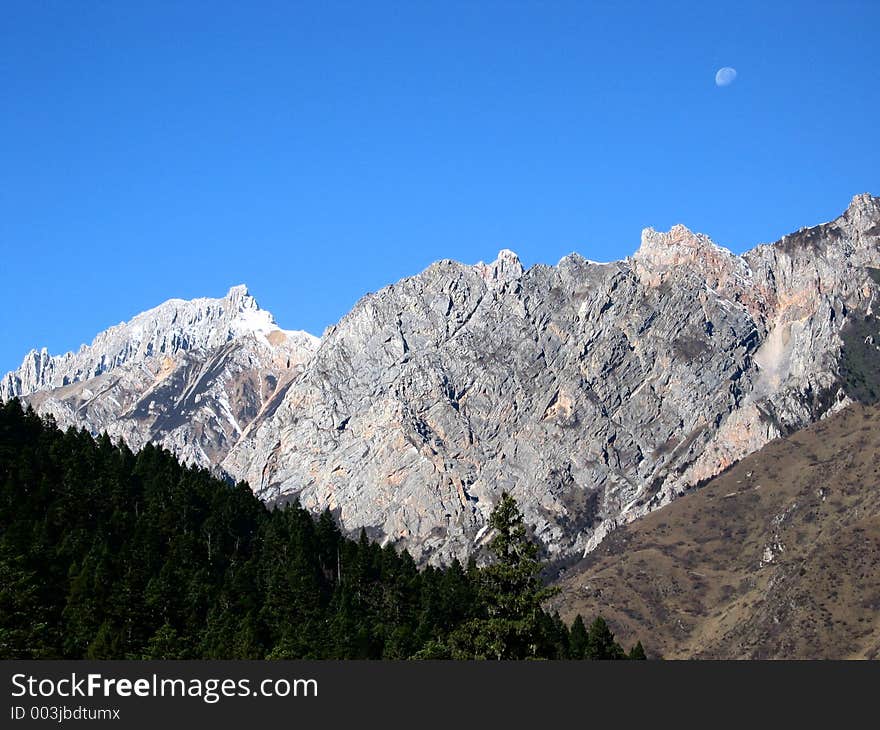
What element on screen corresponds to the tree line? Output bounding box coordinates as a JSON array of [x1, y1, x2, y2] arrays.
[[0, 399, 645, 660]]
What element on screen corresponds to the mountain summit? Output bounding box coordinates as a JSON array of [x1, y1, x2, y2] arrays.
[[1, 284, 316, 401], [474, 249, 525, 288], [1, 286, 319, 467]]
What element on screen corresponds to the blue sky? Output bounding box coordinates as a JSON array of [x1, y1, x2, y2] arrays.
[[1, 1, 878, 371]]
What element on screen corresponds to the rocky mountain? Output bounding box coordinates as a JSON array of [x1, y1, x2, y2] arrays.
[[5, 194, 879, 565], [224, 194, 880, 562], [551, 401, 880, 659], [1, 286, 319, 467]]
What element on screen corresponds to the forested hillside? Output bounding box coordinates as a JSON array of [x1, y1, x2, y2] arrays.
[[0, 399, 641, 660]]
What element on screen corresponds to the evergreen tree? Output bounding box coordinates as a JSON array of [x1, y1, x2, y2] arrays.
[[0, 545, 53, 658], [568, 614, 588, 660], [449, 492, 558, 659], [0, 400, 643, 660], [142, 624, 186, 659], [586, 616, 625, 660]]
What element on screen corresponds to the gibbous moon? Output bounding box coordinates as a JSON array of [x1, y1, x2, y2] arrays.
[[715, 67, 737, 87]]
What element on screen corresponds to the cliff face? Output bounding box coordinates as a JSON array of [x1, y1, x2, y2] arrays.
[[6, 195, 880, 563], [223, 196, 880, 562]]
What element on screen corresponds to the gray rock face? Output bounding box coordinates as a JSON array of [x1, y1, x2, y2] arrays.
[[6, 195, 879, 564], [2, 286, 319, 468], [223, 194, 880, 562]]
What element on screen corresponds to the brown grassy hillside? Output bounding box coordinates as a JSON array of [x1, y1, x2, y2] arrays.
[[551, 403, 880, 659]]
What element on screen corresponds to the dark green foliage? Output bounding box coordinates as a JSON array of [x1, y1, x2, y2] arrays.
[[585, 616, 626, 660], [628, 641, 647, 660], [568, 614, 588, 659], [0, 401, 642, 659], [0, 544, 53, 657], [446, 492, 563, 659]]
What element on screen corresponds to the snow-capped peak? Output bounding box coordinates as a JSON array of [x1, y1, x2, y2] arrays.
[[1, 287, 320, 400]]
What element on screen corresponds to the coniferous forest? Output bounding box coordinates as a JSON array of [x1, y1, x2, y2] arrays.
[[0, 399, 644, 660]]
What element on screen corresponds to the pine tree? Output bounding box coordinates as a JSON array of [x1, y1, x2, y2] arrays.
[[568, 614, 588, 660], [0, 545, 53, 658], [628, 641, 647, 660], [142, 624, 186, 659], [586, 616, 625, 660], [0, 400, 645, 660], [449, 492, 558, 659]]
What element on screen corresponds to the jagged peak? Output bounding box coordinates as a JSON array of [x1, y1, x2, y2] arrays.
[[632, 223, 748, 294], [494, 248, 521, 263], [224, 283, 259, 309], [474, 249, 524, 288], [1, 286, 318, 401], [772, 194, 880, 256], [842, 192, 880, 226], [847, 192, 878, 211], [557, 252, 613, 267], [638, 224, 726, 254], [635, 223, 738, 267]]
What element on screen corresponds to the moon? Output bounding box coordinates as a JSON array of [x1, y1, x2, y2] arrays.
[[715, 67, 737, 87]]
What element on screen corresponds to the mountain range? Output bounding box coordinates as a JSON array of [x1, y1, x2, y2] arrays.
[[4, 193, 879, 564], [0, 285, 318, 468]]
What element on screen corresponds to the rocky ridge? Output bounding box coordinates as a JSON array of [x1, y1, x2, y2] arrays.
[[224, 195, 880, 562], [5, 195, 880, 563], [1, 286, 319, 467]]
